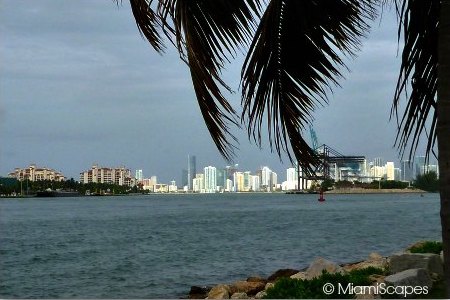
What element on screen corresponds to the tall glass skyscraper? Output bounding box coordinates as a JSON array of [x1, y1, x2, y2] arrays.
[[401, 160, 414, 182], [216, 169, 226, 189], [181, 169, 188, 188], [188, 155, 196, 190], [415, 156, 426, 177]]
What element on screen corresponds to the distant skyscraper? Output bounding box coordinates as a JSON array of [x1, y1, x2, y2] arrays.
[[187, 155, 196, 190], [216, 168, 226, 189], [401, 160, 414, 182], [250, 175, 260, 192], [227, 164, 239, 180], [135, 169, 143, 181], [271, 172, 278, 191], [260, 166, 272, 188], [286, 167, 298, 190], [243, 171, 251, 191], [233, 172, 244, 192], [415, 156, 426, 177], [193, 174, 204, 192], [394, 168, 401, 181], [373, 157, 384, 168], [385, 162, 395, 181], [204, 166, 217, 193], [181, 169, 188, 187], [286, 167, 297, 183]]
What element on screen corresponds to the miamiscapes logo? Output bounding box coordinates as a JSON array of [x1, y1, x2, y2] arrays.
[[323, 282, 429, 298]]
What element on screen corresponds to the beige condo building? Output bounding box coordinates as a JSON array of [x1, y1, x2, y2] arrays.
[[8, 164, 65, 181], [79, 164, 133, 186]]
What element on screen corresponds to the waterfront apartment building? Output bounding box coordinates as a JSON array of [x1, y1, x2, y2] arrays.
[[233, 172, 244, 192], [193, 174, 204, 193], [250, 175, 260, 192], [204, 166, 217, 193], [79, 164, 133, 186], [385, 162, 395, 181], [140, 176, 158, 191], [8, 164, 65, 182]]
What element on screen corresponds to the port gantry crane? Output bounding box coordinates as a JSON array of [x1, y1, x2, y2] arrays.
[[297, 125, 366, 193]]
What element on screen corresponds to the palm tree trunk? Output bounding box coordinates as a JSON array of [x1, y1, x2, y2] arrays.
[[438, 0, 450, 294]]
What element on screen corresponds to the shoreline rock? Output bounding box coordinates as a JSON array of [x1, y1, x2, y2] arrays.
[[190, 241, 443, 299]]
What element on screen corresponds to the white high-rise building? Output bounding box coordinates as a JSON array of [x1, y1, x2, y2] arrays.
[[285, 167, 298, 190], [169, 180, 177, 192], [385, 162, 395, 181], [193, 174, 204, 193], [370, 166, 386, 180], [271, 172, 278, 191], [135, 169, 143, 181], [233, 172, 244, 192], [204, 166, 217, 193], [297, 166, 312, 190], [225, 179, 233, 192], [260, 166, 272, 190], [250, 175, 260, 192]]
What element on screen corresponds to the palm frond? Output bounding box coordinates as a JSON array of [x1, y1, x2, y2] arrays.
[[391, 0, 439, 163], [133, 0, 260, 160], [129, 0, 165, 52], [241, 0, 376, 176]]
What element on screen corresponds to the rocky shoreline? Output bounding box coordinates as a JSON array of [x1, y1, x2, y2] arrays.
[[187, 241, 444, 299]]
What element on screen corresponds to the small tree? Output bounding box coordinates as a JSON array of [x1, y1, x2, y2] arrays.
[[415, 171, 440, 193]]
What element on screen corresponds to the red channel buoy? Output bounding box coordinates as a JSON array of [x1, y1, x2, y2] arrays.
[[318, 190, 325, 202]]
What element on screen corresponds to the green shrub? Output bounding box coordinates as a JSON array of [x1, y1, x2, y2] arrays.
[[409, 241, 443, 254], [348, 267, 385, 285], [264, 273, 352, 299], [264, 267, 385, 299]]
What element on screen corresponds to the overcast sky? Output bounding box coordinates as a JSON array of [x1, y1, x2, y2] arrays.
[[0, 1, 432, 183]]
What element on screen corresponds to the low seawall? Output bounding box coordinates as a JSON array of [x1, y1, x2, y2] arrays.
[[325, 188, 426, 194]]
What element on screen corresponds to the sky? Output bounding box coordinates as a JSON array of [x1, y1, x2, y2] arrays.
[[0, 1, 432, 183]]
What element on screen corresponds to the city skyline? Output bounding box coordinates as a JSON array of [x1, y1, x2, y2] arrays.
[[6, 153, 438, 189], [0, 2, 436, 184]]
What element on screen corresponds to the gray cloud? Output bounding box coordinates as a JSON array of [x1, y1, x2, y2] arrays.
[[1, 1, 434, 182]]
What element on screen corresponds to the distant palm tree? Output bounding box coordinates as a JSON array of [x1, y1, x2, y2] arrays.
[[123, 0, 449, 291]]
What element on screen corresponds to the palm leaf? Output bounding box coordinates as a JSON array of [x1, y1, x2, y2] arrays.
[[128, 0, 165, 52], [391, 0, 439, 164], [138, 0, 262, 160], [241, 0, 376, 176]]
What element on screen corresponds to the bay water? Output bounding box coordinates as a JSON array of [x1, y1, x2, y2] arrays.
[[0, 193, 441, 298]]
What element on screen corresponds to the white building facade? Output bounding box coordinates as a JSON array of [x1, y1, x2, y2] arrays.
[[204, 166, 217, 193]]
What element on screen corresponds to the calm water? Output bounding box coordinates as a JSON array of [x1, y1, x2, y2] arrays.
[[0, 193, 441, 298]]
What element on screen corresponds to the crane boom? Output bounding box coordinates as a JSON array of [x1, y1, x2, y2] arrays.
[[309, 125, 319, 151]]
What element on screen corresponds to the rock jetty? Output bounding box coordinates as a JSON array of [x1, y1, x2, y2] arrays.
[[187, 241, 444, 299]]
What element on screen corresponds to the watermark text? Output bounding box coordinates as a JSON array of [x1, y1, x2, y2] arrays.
[[322, 282, 429, 298]]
